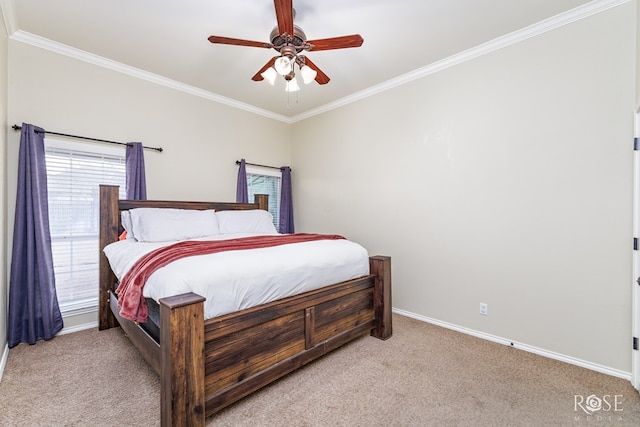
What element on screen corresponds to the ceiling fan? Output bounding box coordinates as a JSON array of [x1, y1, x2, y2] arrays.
[[207, 0, 364, 91]]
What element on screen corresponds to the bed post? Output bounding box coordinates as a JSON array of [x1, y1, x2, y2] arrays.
[[370, 255, 392, 340], [254, 193, 269, 211], [99, 185, 120, 330], [159, 292, 206, 427]]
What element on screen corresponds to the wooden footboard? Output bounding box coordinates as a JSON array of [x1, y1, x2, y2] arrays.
[[203, 256, 391, 417], [98, 185, 392, 426]]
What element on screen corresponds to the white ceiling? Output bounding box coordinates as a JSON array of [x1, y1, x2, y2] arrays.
[[2, 0, 613, 120]]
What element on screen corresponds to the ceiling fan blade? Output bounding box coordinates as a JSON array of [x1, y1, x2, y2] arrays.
[[208, 35, 272, 49], [300, 56, 330, 85], [251, 57, 278, 81], [306, 34, 364, 51], [273, 0, 294, 36]]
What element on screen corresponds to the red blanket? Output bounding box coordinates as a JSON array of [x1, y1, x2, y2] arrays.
[[116, 233, 346, 323]]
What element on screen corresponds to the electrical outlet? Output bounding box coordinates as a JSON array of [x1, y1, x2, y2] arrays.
[[479, 303, 488, 316]]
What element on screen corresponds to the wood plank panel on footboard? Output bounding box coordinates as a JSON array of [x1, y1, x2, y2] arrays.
[[202, 274, 379, 416]]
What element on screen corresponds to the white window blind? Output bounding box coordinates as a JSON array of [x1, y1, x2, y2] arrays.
[[45, 138, 126, 312], [246, 166, 281, 229]]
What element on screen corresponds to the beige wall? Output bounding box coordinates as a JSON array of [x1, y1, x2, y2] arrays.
[[0, 7, 9, 356], [7, 42, 291, 204], [1, 1, 637, 376], [5, 41, 291, 328], [292, 3, 636, 372]]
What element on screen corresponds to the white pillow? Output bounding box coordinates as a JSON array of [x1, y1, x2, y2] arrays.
[[128, 208, 219, 242], [121, 211, 136, 240], [216, 210, 278, 234]]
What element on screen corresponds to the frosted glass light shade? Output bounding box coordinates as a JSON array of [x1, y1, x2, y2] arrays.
[[274, 56, 292, 75], [260, 67, 277, 85], [300, 65, 317, 84], [285, 77, 300, 92]]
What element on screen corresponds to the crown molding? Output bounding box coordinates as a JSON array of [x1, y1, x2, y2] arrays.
[[5, 0, 629, 124], [290, 0, 631, 123], [9, 30, 293, 124], [0, 0, 17, 36]]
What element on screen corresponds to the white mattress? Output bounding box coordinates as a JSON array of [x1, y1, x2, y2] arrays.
[[103, 233, 370, 320]]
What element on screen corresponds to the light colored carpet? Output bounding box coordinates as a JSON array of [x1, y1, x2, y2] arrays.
[[0, 314, 638, 426]]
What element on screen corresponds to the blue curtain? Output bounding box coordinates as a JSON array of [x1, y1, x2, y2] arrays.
[[126, 142, 147, 200], [8, 123, 63, 348], [236, 159, 248, 203], [279, 166, 294, 233]]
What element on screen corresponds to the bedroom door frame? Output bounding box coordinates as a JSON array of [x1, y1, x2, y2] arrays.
[[632, 111, 640, 392]]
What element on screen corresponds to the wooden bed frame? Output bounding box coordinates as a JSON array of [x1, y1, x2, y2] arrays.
[[98, 185, 392, 426]]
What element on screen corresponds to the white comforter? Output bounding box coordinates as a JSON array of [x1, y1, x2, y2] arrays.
[[103, 233, 370, 320]]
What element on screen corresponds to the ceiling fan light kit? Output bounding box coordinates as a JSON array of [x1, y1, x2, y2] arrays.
[[260, 67, 278, 85], [299, 65, 317, 84], [285, 78, 300, 92], [274, 55, 293, 75], [208, 0, 364, 92]]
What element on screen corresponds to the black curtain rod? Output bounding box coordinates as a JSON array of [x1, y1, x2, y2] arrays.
[[236, 160, 287, 171], [12, 124, 163, 153]]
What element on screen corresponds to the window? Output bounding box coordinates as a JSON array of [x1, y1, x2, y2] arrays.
[[246, 165, 281, 229], [45, 138, 126, 313]]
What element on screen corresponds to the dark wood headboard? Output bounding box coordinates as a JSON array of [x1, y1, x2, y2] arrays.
[[97, 184, 269, 329]]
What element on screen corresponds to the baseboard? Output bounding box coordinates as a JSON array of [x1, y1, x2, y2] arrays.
[[57, 321, 99, 336], [57, 305, 99, 336], [393, 308, 632, 381], [4, 309, 628, 382], [0, 343, 9, 382]]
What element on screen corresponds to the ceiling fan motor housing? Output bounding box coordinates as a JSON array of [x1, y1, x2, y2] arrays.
[[270, 25, 307, 55]]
